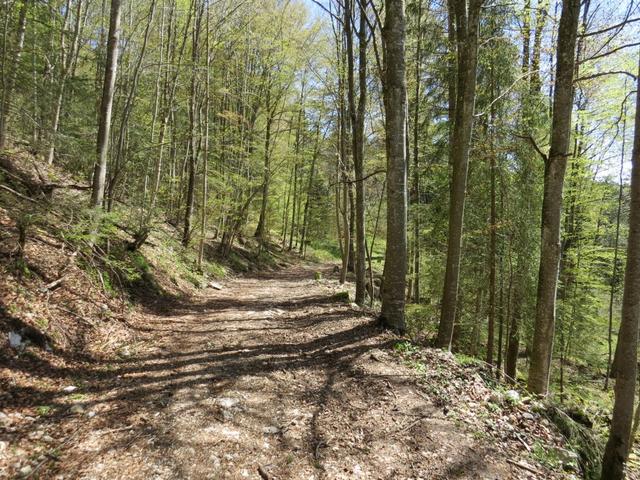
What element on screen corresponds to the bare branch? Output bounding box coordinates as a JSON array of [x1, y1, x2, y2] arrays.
[[575, 70, 638, 82]]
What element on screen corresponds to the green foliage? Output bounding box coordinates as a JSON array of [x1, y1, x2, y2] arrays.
[[545, 405, 604, 479], [35, 405, 53, 417], [404, 304, 438, 338]]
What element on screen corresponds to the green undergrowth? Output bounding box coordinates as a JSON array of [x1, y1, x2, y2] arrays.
[[404, 303, 439, 339], [393, 338, 603, 478]]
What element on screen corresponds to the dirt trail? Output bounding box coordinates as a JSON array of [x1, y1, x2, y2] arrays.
[[7, 264, 539, 479]]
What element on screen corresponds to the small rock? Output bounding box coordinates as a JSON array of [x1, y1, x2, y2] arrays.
[[41, 435, 54, 443], [0, 440, 6, 453], [62, 386, 78, 393], [522, 412, 535, 421], [263, 426, 279, 434], [505, 390, 521, 404], [9, 331, 23, 349], [216, 397, 239, 409], [86, 411, 96, 418], [70, 404, 85, 414], [19, 466, 33, 476], [209, 282, 223, 290]]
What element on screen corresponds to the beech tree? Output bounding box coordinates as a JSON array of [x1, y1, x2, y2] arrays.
[[601, 57, 640, 480], [90, 0, 122, 208], [527, 0, 581, 396], [380, 0, 408, 331], [436, 0, 483, 350], [0, 0, 29, 149]]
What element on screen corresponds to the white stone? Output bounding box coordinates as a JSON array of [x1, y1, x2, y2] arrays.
[[8, 331, 23, 349], [505, 390, 521, 403]]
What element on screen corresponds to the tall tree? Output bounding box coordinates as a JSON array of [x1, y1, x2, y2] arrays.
[[601, 59, 640, 480], [46, 0, 85, 165], [436, 0, 483, 350], [527, 0, 581, 395], [349, 0, 367, 305], [0, 0, 29, 149], [91, 0, 122, 208], [182, 0, 203, 247], [380, 0, 408, 331]]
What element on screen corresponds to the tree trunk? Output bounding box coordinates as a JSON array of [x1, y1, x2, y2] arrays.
[[411, 0, 423, 304], [182, 1, 202, 247], [0, 0, 29, 149], [349, 0, 367, 306], [47, 0, 85, 165], [197, 2, 210, 268], [527, 0, 580, 396], [255, 97, 275, 242], [606, 92, 628, 388], [486, 45, 497, 366], [436, 0, 483, 350], [601, 58, 640, 480], [300, 124, 321, 256], [380, 0, 408, 331], [91, 0, 122, 208]]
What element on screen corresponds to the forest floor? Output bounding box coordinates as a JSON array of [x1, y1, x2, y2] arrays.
[[2, 260, 581, 480]]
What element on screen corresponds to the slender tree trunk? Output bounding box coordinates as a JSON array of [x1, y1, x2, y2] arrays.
[[412, 0, 423, 304], [0, 0, 29, 149], [255, 100, 274, 242], [91, 0, 122, 208], [47, 0, 85, 165], [197, 2, 210, 268], [437, 0, 483, 350], [606, 95, 628, 388], [601, 59, 640, 479], [300, 124, 321, 255], [182, 1, 203, 247], [486, 52, 497, 366], [380, 0, 408, 331], [527, 0, 580, 395], [350, 0, 367, 305]]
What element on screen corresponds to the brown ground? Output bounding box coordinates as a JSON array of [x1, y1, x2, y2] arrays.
[[2, 263, 570, 479]]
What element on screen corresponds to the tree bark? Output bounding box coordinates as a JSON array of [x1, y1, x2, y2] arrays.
[[411, 0, 423, 304], [0, 0, 29, 149], [91, 0, 122, 208], [601, 58, 640, 480], [300, 124, 321, 256], [380, 0, 408, 331], [606, 91, 628, 388], [47, 0, 84, 165], [182, 1, 203, 247], [436, 0, 483, 350], [527, 0, 580, 396], [350, 0, 367, 306]]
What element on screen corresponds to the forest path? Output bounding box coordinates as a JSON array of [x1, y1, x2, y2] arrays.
[[51, 264, 520, 479]]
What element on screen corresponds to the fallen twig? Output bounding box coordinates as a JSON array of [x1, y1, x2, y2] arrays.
[[258, 464, 275, 480], [96, 425, 135, 435], [506, 458, 539, 475], [514, 432, 532, 452], [0, 183, 37, 203], [41, 275, 68, 292]]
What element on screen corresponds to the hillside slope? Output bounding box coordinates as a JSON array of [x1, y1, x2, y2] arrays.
[[0, 150, 607, 479]]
